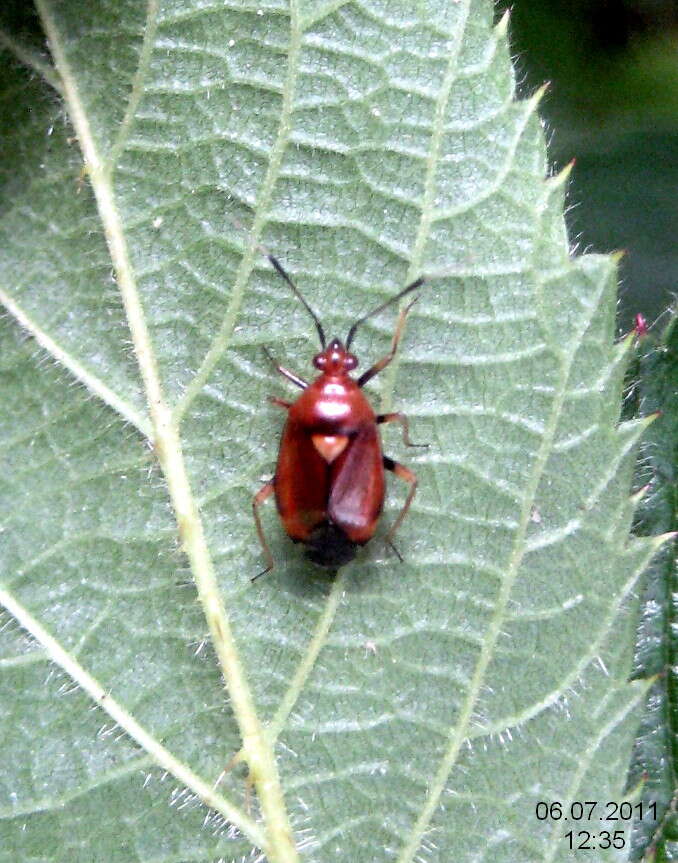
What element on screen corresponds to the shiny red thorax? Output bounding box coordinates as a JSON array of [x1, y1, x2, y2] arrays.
[[274, 338, 385, 554]]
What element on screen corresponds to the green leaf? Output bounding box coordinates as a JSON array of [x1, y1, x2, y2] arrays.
[[627, 314, 678, 861], [0, 1, 663, 860]]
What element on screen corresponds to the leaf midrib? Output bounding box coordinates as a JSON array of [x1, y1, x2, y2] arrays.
[[0, 6, 633, 863], [20, 1, 299, 859]]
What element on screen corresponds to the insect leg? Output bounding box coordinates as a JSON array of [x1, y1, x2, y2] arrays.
[[383, 455, 417, 552], [213, 749, 245, 788], [269, 396, 292, 409], [357, 297, 418, 388], [377, 412, 428, 447], [213, 750, 253, 816], [262, 346, 308, 389], [252, 480, 275, 581]]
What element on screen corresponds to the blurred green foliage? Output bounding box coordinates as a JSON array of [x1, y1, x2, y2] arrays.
[[497, 0, 678, 331], [626, 314, 678, 860]]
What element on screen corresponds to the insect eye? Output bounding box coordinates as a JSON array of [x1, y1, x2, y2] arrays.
[[344, 354, 358, 370], [313, 353, 327, 369]]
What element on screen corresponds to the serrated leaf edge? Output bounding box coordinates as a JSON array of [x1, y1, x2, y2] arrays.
[[397, 224, 627, 863], [543, 684, 648, 862]]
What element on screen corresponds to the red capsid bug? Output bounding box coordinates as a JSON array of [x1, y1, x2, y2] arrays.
[[252, 256, 427, 580]]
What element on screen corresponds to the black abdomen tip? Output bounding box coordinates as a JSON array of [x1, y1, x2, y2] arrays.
[[305, 522, 357, 568]]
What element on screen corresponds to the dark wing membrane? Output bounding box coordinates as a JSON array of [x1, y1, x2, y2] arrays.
[[328, 424, 384, 543], [274, 419, 329, 541]]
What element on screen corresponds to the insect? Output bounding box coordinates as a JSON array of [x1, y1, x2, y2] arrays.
[[252, 255, 426, 579]]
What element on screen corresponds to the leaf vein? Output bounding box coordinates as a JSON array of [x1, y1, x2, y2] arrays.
[[0, 587, 265, 846], [471, 541, 657, 740], [106, 0, 160, 174], [543, 688, 647, 861], [0, 288, 151, 438], [0, 755, 156, 819], [396, 194, 609, 863], [174, 1, 304, 424], [31, 3, 299, 858], [0, 27, 63, 93]]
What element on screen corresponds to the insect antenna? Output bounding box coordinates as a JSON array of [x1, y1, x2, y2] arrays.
[[268, 255, 326, 349], [345, 277, 425, 349]]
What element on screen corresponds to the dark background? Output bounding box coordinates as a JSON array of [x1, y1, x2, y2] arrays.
[[498, 0, 678, 332]]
